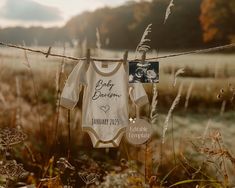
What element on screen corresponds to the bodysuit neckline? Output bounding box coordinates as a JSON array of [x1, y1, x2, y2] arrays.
[[91, 60, 122, 76]]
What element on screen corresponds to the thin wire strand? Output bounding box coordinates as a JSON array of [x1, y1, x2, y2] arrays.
[[0, 41, 235, 62]]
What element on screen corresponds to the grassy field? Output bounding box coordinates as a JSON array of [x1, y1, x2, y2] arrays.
[[0, 47, 235, 187]]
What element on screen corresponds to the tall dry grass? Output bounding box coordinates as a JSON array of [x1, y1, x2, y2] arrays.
[[0, 24, 235, 187]]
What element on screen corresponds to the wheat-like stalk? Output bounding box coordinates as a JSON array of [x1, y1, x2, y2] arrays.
[[82, 38, 87, 57], [23, 50, 42, 133], [54, 46, 66, 143], [22, 41, 31, 69], [164, 0, 174, 24], [173, 68, 184, 87], [202, 119, 211, 143], [184, 81, 194, 109], [15, 76, 22, 129], [23, 50, 31, 69], [96, 28, 102, 56], [55, 65, 60, 93], [162, 83, 183, 143], [220, 100, 226, 116], [15, 77, 20, 97], [150, 83, 158, 124], [135, 23, 152, 58], [0, 91, 7, 108]]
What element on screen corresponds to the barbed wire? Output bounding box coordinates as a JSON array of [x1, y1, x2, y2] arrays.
[[0, 41, 235, 62]]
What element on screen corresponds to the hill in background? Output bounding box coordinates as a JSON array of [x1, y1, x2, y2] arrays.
[[0, 0, 233, 50]]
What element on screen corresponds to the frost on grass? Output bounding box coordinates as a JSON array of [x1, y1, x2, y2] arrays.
[[162, 84, 183, 143], [164, 0, 174, 24], [135, 23, 152, 58]]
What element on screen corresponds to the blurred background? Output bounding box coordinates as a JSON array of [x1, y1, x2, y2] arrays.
[[0, 0, 234, 49], [0, 0, 235, 187]]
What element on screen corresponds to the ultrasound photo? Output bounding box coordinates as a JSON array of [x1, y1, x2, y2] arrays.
[[129, 61, 159, 83]]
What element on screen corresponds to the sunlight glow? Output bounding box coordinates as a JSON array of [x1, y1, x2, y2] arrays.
[[0, 0, 131, 27]]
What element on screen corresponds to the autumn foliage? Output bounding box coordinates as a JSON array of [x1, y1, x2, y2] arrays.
[[200, 0, 235, 43]]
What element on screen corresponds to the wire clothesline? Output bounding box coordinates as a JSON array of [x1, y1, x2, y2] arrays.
[[0, 41, 235, 62]]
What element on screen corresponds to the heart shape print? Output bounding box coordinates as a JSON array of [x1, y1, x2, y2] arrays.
[[100, 105, 110, 113]]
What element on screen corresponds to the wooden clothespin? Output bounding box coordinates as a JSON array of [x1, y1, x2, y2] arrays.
[[46, 46, 52, 58], [141, 51, 146, 64], [86, 49, 91, 64]]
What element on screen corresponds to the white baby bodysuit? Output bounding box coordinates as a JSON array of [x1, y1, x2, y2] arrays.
[[61, 60, 149, 148]]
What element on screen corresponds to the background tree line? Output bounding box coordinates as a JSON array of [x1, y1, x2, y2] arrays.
[[0, 0, 234, 50]]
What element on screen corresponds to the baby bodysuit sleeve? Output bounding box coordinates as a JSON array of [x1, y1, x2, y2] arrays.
[[60, 61, 86, 109], [129, 83, 149, 107]]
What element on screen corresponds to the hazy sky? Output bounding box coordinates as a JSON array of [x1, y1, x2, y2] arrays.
[[0, 0, 134, 28]]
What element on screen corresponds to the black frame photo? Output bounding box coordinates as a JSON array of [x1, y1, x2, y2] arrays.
[[129, 61, 159, 83]]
